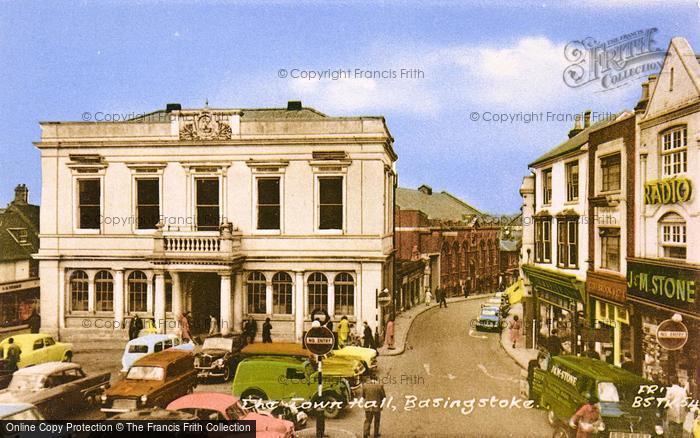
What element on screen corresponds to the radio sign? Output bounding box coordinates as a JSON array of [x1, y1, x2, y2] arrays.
[[644, 177, 692, 205]]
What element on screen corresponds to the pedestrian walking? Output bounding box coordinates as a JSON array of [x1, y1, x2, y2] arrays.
[[569, 395, 602, 438], [178, 312, 191, 342], [5, 338, 21, 372], [361, 373, 386, 438], [509, 315, 521, 348], [24, 309, 41, 334], [438, 288, 448, 308], [262, 317, 273, 343], [244, 316, 257, 344], [208, 315, 219, 335], [384, 319, 395, 349], [338, 316, 350, 347], [425, 288, 433, 306], [462, 284, 469, 298], [129, 314, 143, 340], [363, 321, 376, 349], [547, 329, 563, 357]]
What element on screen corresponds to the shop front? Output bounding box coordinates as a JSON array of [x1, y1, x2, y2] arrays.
[[585, 271, 633, 367], [627, 258, 699, 395], [522, 265, 585, 356], [0, 278, 40, 336]]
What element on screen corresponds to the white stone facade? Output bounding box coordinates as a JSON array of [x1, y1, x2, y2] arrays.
[[35, 104, 397, 342]]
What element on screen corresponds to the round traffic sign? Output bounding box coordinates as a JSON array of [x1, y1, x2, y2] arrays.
[[656, 319, 688, 351], [304, 326, 335, 356]]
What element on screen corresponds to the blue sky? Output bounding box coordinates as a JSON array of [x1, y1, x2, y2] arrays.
[[1, 0, 698, 213]]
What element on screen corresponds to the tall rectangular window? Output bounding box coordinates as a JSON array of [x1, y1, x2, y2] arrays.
[[557, 217, 578, 269], [257, 178, 280, 230], [661, 127, 687, 177], [78, 179, 101, 229], [601, 154, 621, 192], [136, 178, 160, 229], [196, 178, 219, 231], [565, 161, 579, 202], [534, 217, 551, 263], [318, 176, 343, 230], [542, 169, 552, 204], [600, 228, 620, 271]]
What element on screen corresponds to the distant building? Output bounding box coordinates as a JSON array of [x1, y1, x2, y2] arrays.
[[498, 214, 522, 287], [395, 184, 500, 301], [35, 102, 396, 343], [0, 184, 40, 335]]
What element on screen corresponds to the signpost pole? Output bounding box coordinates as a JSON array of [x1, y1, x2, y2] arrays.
[[316, 356, 324, 438]]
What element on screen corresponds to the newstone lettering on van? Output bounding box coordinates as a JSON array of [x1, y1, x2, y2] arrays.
[[551, 365, 578, 386]]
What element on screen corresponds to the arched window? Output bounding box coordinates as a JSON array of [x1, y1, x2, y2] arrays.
[[272, 272, 293, 315], [659, 212, 686, 260], [128, 271, 148, 313], [247, 272, 267, 314], [95, 270, 113, 312], [334, 273, 355, 316], [70, 270, 89, 312], [307, 272, 328, 314]]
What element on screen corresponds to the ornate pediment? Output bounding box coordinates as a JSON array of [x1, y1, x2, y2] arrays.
[[179, 111, 232, 141]]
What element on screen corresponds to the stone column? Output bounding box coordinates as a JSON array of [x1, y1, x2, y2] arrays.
[[58, 267, 66, 329], [171, 272, 182, 327], [146, 274, 154, 315], [114, 269, 125, 332], [87, 272, 95, 313], [220, 272, 232, 335], [265, 281, 273, 315], [233, 272, 243, 333], [328, 281, 335, 318], [294, 271, 304, 341], [154, 272, 165, 333]]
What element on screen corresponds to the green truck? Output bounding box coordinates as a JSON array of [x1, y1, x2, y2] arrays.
[[529, 355, 665, 437], [232, 356, 352, 418]]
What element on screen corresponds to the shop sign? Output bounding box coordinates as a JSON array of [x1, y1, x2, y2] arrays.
[[644, 177, 692, 205], [537, 289, 576, 312], [656, 318, 688, 350], [0, 279, 40, 294], [586, 272, 626, 304], [627, 260, 698, 315]]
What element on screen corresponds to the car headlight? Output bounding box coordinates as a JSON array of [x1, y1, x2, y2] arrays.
[[597, 421, 605, 432], [140, 395, 148, 403], [213, 358, 225, 367], [194, 357, 200, 366], [100, 394, 107, 402], [655, 425, 664, 435]]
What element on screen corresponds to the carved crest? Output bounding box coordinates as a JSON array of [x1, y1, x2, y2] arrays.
[[179, 111, 232, 141]]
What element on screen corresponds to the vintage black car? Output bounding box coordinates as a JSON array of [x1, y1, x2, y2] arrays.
[[0, 362, 110, 419], [194, 334, 245, 381]]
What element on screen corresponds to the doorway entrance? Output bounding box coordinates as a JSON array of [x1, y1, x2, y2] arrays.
[[184, 272, 220, 336]]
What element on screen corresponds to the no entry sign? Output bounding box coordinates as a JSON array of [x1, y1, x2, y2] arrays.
[[656, 319, 688, 351], [304, 326, 335, 356]]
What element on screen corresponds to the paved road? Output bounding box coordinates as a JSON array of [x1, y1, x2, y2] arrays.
[[70, 299, 553, 437]]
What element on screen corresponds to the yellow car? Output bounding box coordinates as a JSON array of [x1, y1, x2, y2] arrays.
[[332, 346, 378, 370], [0, 334, 73, 368]]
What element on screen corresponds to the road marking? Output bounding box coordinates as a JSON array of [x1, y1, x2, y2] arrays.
[[423, 363, 431, 376], [477, 364, 519, 383], [469, 329, 487, 339], [424, 363, 458, 380]]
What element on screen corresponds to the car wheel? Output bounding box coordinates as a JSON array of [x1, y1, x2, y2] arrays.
[[223, 365, 232, 381], [240, 389, 267, 402], [547, 408, 557, 426], [62, 352, 73, 362], [321, 393, 342, 419]]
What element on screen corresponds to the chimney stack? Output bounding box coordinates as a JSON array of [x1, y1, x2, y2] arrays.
[[568, 115, 583, 138], [583, 110, 592, 128], [13, 184, 28, 205], [647, 74, 658, 95], [635, 80, 650, 113], [287, 100, 302, 111], [418, 184, 433, 195]]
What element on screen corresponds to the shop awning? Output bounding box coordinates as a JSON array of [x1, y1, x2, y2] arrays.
[[521, 264, 585, 303], [506, 279, 524, 305]]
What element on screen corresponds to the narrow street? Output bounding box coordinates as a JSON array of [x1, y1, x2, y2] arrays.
[[72, 298, 552, 437]]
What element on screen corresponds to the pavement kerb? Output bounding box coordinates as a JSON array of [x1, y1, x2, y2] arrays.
[[499, 305, 538, 370], [378, 294, 489, 357]]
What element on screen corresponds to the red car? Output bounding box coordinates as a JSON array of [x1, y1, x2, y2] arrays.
[[166, 392, 295, 438]]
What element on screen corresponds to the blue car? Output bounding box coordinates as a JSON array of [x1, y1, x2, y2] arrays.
[[476, 307, 503, 332]]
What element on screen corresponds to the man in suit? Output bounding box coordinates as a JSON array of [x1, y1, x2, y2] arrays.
[[361, 373, 386, 438]]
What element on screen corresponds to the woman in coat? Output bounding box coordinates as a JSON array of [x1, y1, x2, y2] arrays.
[[385, 319, 395, 349], [509, 315, 521, 348], [425, 288, 433, 306], [338, 316, 350, 347]]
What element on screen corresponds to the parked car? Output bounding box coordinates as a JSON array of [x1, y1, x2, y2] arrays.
[[121, 333, 194, 372], [332, 346, 378, 371], [0, 403, 44, 420], [483, 297, 510, 315], [102, 349, 197, 416], [0, 334, 73, 368], [240, 343, 365, 388], [475, 307, 502, 332], [0, 362, 110, 419], [232, 356, 352, 419], [110, 407, 198, 421], [194, 334, 245, 381], [0, 357, 12, 390], [529, 355, 665, 437], [167, 392, 295, 438]]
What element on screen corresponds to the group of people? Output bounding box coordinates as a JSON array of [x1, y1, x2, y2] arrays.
[[242, 316, 273, 344], [423, 287, 448, 308]]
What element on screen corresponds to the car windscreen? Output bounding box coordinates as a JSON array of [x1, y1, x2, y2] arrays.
[[481, 309, 498, 316], [597, 382, 620, 402], [126, 366, 165, 381], [128, 345, 149, 354], [8, 374, 45, 391], [202, 338, 233, 350]]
